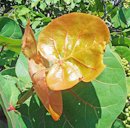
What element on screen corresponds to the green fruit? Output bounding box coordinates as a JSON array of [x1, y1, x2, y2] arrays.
[[125, 108, 129, 113], [127, 68, 129, 70], [127, 117, 130, 122], [127, 65, 130, 68], [126, 113, 129, 117], [123, 120, 127, 124], [127, 73, 130, 76], [128, 94, 130, 98], [126, 124, 130, 128]]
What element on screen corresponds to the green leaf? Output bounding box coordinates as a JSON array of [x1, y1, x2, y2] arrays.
[[0, 50, 17, 67], [111, 35, 130, 47], [32, 20, 41, 29], [0, 17, 22, 39], [122, 8, 130, 26], [127, 77, 130, 94], [15, 53, 31, 83], [15, 0, 22, 4], [111, 119, 125, 128], [94, 0, 103, 12], [0, 67, 16, 77], [61, 46, 127, 128], [64, 0, 73, 4], [112, 7, 130, 28], [115, 46, 130, 61], [39, 1, 47, 11], [18, 6, 30, 16], [124, 37, 130, 47], [0, 17, 22, 53], [45, 0, 52, 5], [31, 0, 41, 8], [0, 75, 31, 128], [0, 46, 126, 128]]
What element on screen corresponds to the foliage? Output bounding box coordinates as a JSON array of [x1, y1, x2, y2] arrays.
[[0, 46, 127, 128], [0, 0, 130, 128]]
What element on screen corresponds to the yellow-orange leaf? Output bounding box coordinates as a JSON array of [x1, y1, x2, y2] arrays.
[[38, 13, 110, 90], [22, 20, 37, 60], [28, 59, 63, 121]]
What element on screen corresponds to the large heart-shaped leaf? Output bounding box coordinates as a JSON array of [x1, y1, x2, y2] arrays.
[[1, 46, 126, 128], [0, 17, 22, 53], [38, 13, 110, 90]]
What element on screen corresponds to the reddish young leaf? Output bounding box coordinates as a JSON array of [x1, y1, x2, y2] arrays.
[[38, 13, 110, 90], [28, 59, 63, 121]]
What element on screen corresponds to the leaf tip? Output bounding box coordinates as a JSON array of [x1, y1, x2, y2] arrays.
[[48, 105, 61, 121]]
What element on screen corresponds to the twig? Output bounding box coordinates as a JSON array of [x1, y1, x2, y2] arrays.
[[0, 45, 5, 53], [17, 87, 34, 105], [102, 0, 107, 20]]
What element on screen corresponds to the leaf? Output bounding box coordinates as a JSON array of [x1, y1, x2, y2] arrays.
[[15, 53, 31, 83], [0, 75, 30, 128], [111, 35, 130, 47], [0, 46, 127, 128], [32, 20, 41, 29], [22, 21, 49, 66], [39, 1, 47, 11], [31, 0, 41, 8], [18, 6, 30, 16], [122, 8, 130, 26], [115, 46, 130, 61], [112, 7, 130, 28], [0, 17, 22, 39], [20, 22, 61, 120], [0, 35, 21, 53], [64, 0, 73, 4], [127, 77, 130, 94], [0, 67, 16, 77], [38, 12, 110, 90], [94, 0, 103, 12], [0, 17, 22, 53], [15, 0, 22, 4], [22, 21, 37, 59], [28, 59, 63, 121], [0, 50, 17, 67], [111, 119, 125, 128]]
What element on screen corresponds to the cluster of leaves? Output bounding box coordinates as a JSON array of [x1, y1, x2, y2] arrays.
[[0, 0, 130, 128]]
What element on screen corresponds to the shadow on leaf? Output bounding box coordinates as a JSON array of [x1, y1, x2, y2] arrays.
[[17, 82, 101, 128]]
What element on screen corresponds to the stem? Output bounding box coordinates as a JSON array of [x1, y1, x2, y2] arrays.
[[0, 45, 5, 53], [102, 0, 107, 20], [17, 87, 34, 105]]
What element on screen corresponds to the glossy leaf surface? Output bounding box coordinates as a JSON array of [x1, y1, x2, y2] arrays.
[[21, 21, 62, 120], [28, 59, 63, 121], [38, 13, 110, 90]]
